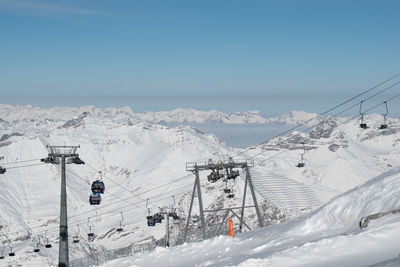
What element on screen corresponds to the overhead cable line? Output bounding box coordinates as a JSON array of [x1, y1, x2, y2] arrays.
[[234, 72, 400, 157]]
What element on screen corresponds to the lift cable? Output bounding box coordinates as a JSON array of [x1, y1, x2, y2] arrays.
[[1, 182, 195, 239], [0, 159, 43, 165], [234, 73, 400, 158], [246, 84, 400, 161], [66, 169, 145, 210], [84, 162, 157, 208], [253, 92, 400, 166]]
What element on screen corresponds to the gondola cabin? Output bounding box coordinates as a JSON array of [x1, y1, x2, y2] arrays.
[[89, 194, 101, 205], [147, 216, 155, 226], [91, 180, 105, 194], [153, 213, 164, 223]]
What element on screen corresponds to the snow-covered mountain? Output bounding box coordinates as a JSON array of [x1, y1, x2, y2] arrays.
[[0, 104, 319, 126], [0, 104, 399, 266]]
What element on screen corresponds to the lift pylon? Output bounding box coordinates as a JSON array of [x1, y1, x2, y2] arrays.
[[183, 158, 262, 242]]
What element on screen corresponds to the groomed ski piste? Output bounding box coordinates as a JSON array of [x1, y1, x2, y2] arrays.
[[0, 103, 399, 266]]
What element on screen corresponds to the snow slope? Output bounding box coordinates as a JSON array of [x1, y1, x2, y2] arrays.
[[104, 167, 400, 267], [0, 105, 399, 266]]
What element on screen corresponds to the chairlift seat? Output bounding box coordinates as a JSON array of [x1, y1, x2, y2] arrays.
[[72, 157, 85, 165], [379, 124, 388, 129], [33, 248, 40, 252], [171, 213, 179, 220], [227, 170, 239, 179], [0, 167, 5, 174], [73, 239, 80, 243], [224, 188, 231, 194], [116, 227, 123, 232], [296, 163, 305, 168], [45, 244, 52, 248], [227, 194, 235, 199], [88, 233, 94, 238], [89, 194, 101, 205], [91, 180, 105, 194], [360, 123, 368, 129], [0, 255, 4, 259], [9, 252, 15, 257]]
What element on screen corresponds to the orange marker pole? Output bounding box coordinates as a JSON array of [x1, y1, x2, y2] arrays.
[[229, 219, 234, 237]]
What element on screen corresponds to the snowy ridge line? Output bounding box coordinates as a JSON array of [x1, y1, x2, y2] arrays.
[[0, 104, 320, 125], [250, 169, 322, 216]]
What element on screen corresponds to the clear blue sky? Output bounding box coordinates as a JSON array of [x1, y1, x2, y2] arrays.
[[1, 0, 399, 115]]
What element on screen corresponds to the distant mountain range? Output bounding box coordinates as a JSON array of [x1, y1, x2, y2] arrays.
[[0, 104, 320, 126]]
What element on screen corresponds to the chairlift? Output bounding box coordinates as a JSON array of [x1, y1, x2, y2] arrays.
[[223, 180, 231, 194], [359, 101, 368, 129], [168, 196, 179, 220], [72, 157, 85, 165], [117, 212, 123, 232], [146, 199, 156, 226], [89, 193, 101, 205], [226, 164, 239, 180], [8, 246, 14, 257], [296, 143, 306, 168], [87, 217, 95, 238], [207, 169, 224, 183], [0, 243, 5, 259], [0, 167, 5, 174], [33, 236, 40, 252], [379, 101, 389, 129], [73, 225, 80, 243], [44, 231, 52, 248], [226, 180, 235, 198]]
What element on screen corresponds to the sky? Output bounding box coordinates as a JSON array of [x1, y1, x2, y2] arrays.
[[1, 0, 400, 116]]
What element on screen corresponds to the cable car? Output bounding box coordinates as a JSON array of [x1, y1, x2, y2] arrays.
[[147, 216, 155, 226], [153, 213, 164, 223], [89, 194, 101, 205], [91, 180, 105, 194]]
